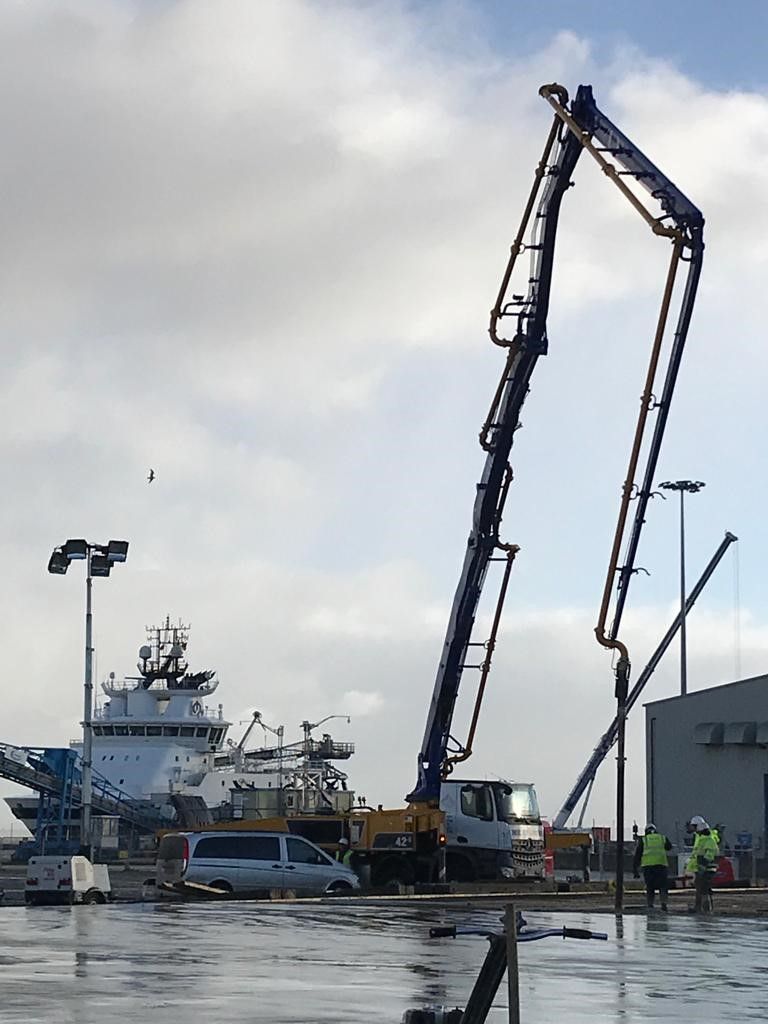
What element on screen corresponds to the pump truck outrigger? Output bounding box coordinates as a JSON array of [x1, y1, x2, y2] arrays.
[[177, 84, 703, 887]]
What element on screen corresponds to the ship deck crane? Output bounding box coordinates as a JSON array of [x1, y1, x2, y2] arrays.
[[408, 83, 704, 810]]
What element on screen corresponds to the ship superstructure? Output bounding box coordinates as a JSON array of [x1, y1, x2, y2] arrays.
[[5, 618, 355, 835]]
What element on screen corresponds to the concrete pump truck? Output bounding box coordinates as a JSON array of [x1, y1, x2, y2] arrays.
[[183, 82, 704, 886]]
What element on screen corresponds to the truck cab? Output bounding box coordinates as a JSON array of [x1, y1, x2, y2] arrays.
[[441, 779, 544, 881]]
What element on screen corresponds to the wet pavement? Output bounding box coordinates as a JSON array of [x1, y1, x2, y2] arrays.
[[0, 900, 765, 1022]]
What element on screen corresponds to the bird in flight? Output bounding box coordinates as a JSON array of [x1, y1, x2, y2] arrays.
[[147, 469, 155, 484]]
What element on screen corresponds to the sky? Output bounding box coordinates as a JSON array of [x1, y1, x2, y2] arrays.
[[1, 0, 766, 839]]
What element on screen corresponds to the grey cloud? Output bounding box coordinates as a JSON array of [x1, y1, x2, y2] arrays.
[[0, 2, 766, 833]]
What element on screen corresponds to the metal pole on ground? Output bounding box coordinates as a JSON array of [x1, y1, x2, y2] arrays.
[[614, 654, 629, 913], [81, 554, 94, 860], [460, 936, 507, 1024], [505, 904, 520, 1024]]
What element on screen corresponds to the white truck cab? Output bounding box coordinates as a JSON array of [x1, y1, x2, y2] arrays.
[[25, 856, 112, 906], [440, 779, 544, 881]]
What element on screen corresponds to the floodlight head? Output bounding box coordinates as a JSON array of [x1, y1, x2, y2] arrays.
[[659, 479, 706, 494], [63, 539, 88, 560], [47, 549, 70, 575], [89, 554, 112, 578], [106, 540, 129, 563]]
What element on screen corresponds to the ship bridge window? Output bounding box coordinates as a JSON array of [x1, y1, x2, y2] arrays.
[[195, 727, 209, 739], [92, 726, 103, 736], [180, 726, 195, 737], [146, 726, 162, 737], [101, 726, 115, 736], [115, 725, 129, 736], [162, 726, 180, 737], [129, 725, 146, 737], [210, 728, 224, 744]]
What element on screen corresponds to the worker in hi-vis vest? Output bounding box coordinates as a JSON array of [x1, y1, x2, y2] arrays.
[[336, 837, 354, 868], [685, 815, 719, 913], [633, 823, 672, 911]]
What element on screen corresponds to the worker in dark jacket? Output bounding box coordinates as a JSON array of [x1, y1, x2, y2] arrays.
[[633, 823, 672, 911]]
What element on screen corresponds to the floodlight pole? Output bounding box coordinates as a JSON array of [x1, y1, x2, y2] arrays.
[[659, 480, 705, 696], [82, 551, 94, 859], [678, 488, 688, 696], [48, 537, 128, 859]]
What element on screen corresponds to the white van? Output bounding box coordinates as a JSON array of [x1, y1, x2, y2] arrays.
[[156, 831, 360, 896]]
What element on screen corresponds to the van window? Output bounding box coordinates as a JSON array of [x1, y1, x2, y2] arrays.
[[193, 835, 280, 861], [237, 836, 281, 861], [286, 837, 331, 866], [158, 834, 187, 860], [460, 784, 495, 822]]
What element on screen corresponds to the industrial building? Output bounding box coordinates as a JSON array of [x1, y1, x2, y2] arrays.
[[645, 674, 768, 855]]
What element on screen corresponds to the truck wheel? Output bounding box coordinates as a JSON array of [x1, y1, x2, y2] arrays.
[[446, 854, 476, 883], [372, 857, 416, 887], [81, 889, 106, 905]]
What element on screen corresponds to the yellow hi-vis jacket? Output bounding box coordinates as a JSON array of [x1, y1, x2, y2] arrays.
[[686, 832, 718, 874], [640, 832, 669, 868]]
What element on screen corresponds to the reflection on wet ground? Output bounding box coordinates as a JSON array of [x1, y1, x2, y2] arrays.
[[1, 901, 766, 1022]]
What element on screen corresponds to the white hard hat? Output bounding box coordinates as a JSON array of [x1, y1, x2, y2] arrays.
[[339, 837, 349, 846], [689, 815, 709, 832], [645, 823, 657, 834]]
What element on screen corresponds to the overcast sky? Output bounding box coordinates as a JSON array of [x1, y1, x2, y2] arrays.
[[1, 0, 766, 837]]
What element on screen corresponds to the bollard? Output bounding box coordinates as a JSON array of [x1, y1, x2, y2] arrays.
[[505, 904, 520, 1024]]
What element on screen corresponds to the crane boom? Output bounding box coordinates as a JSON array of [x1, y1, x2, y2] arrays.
[[408, 83, 704, 807], [552, 532, 737, 829], [407, 86, 586, 804]]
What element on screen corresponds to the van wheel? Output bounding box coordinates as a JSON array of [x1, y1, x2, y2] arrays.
[[209, 880, 233, 894], [372, 857, 415, 887], [327, 881, 353, 894]]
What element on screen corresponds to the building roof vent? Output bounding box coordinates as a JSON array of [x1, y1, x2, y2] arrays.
[[724, 721, 757, 745], [694, 722, 724, 745]]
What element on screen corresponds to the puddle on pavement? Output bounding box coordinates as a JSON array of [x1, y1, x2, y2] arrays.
[[0, 901, 765, 1022]]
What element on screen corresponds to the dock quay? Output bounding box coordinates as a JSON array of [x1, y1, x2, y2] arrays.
[[4, 863, 768, 915]]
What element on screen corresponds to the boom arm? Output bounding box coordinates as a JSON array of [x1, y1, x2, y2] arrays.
[[407, 83, 704, 807], [540, 86, 705, 676], [552, 532, 736, 829], [407, 87, 587, 804]]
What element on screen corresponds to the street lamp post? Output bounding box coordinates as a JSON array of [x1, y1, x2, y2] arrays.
[[48, 539, 129, 858], [658, 481, 705, 696]]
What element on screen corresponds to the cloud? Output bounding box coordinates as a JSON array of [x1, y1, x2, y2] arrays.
[[0, 2, 766, 839], [341, 690, 384, 718]]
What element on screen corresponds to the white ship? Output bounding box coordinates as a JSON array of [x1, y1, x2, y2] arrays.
[[5, 618, 354, 834]]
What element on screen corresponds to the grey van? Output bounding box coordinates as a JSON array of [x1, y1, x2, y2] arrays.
[[156, 831, 360, 895]]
